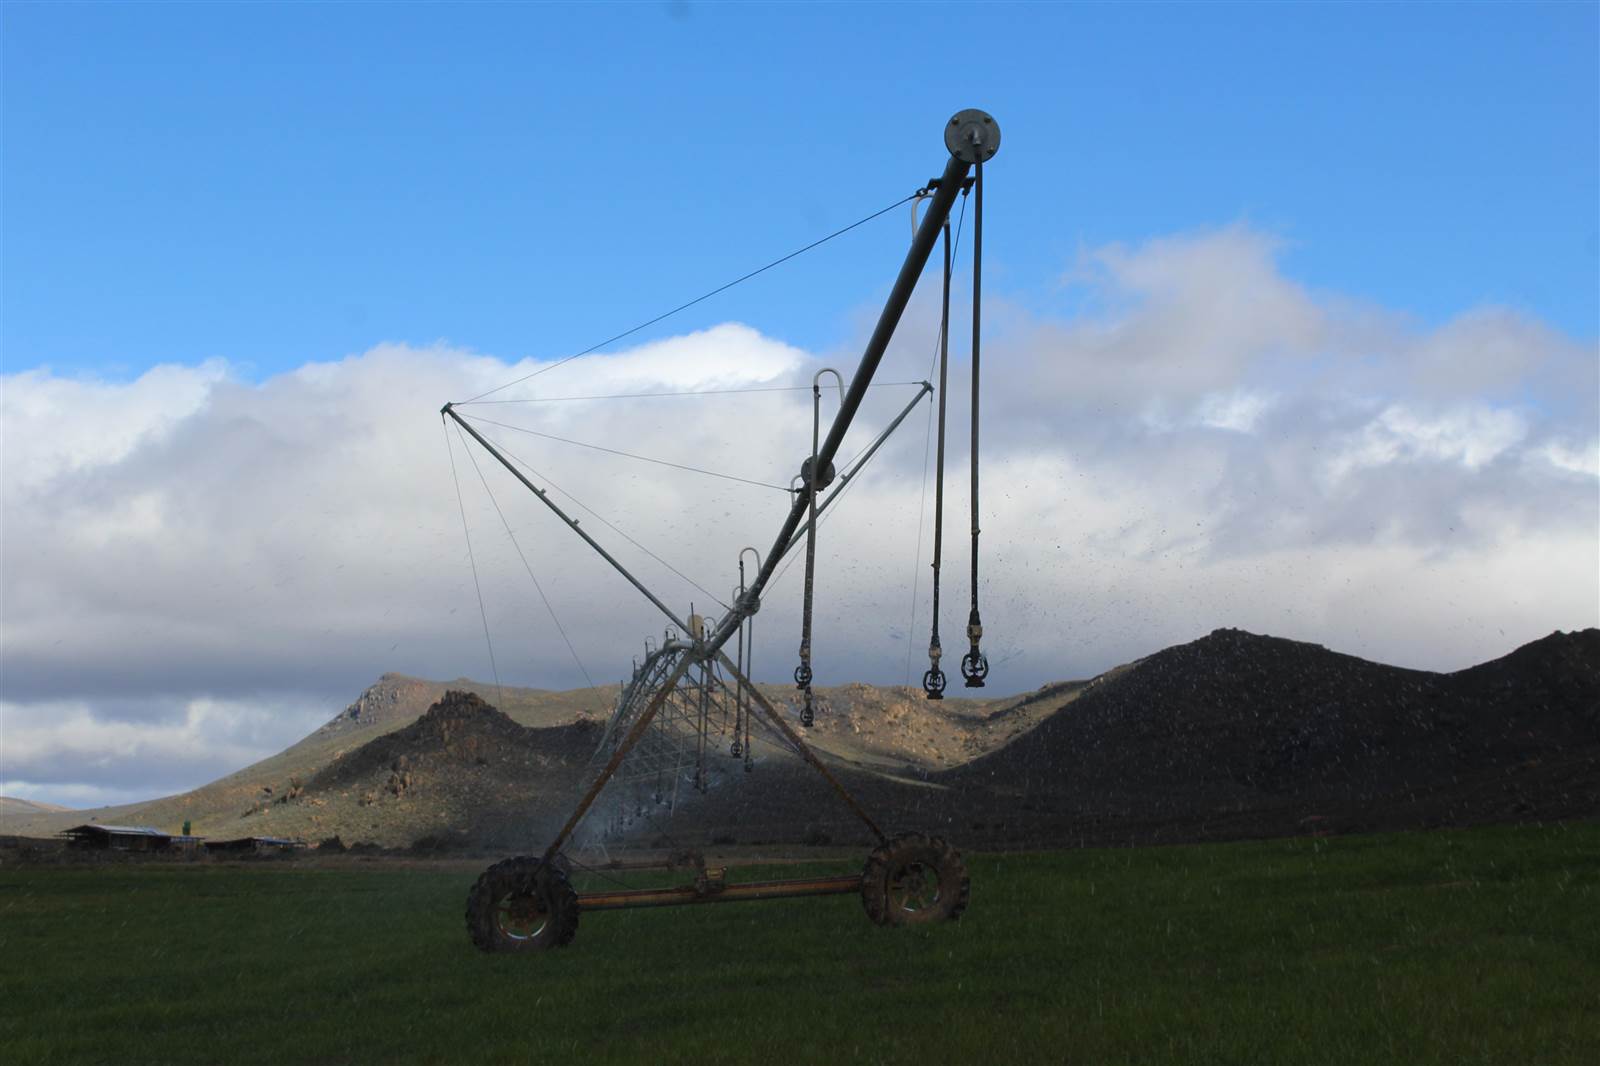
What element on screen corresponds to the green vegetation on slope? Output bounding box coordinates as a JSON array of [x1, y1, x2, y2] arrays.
[[2, 823, 1595, 1065]]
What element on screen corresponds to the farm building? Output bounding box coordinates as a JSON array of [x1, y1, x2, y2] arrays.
[[60, 825, 203, 852], [204, 836, 307, 855]]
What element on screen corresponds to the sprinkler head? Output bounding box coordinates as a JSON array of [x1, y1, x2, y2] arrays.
[[961, 650, 989, 689]]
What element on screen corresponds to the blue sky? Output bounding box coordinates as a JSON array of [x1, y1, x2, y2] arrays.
[[4, 1, 1596, 379]]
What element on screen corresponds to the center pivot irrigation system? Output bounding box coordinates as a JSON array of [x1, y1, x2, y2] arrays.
[[443, 109, 1001, 952]]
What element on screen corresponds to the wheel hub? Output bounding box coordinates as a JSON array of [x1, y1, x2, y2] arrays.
[[889, 861, 942, 913], [495, 892, 550, 940]]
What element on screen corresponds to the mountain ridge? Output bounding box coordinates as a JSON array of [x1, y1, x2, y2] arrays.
[[6, 627, 1594, 849]]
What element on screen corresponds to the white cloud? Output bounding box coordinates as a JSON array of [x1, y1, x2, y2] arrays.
[[0, 360, 229, 490], [1538, 439, 1600, 478], [0, 694, 328, 806], [1193, 390, 1277, 433], [1325, 403, 1529, 482], [2, 229, 1596, 805]]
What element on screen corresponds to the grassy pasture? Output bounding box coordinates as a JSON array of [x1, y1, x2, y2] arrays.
[[2, 824, 1596, 1064]]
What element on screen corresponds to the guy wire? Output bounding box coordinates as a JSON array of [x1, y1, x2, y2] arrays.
[[462, 381, 927, 406], [442, 419, 502, 706], [471, 428, 731, 611], [459, 413, 790, 492], [453, 422, 599, 692], [461, 193, 918, 404]]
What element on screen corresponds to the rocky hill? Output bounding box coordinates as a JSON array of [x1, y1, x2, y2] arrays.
[[789, 680, 1083, 770], [0, 675, 615, 844], [8, 629, 1593, 851], [228, 691, 609, 849], [0, 670, 1051, 846], [311, 673, 613, 739]]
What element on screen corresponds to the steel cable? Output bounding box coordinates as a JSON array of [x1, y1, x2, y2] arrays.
[[442, 420, 502, 706], [461, 381, 927, 406], [460, 193, 918, 404], [470, 428, 731, 611], [453, 422, 599, 691], [460, 413, 790, 492]]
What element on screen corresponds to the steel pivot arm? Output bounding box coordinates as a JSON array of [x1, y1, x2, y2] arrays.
[[708, 115, 997, 655], [444, 110, 1000, 674]]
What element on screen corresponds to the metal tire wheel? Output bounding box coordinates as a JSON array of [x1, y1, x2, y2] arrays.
[[465, 856, 579, 952], [860, 832, 969, 926]]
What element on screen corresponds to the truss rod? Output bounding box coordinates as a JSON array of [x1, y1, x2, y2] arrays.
[[714, 648, 886, 844], [543, 649, 697, 863], [779, 381, 932, 561]]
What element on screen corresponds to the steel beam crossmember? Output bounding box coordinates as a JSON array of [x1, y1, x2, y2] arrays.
[[577, 873, 863, 911]]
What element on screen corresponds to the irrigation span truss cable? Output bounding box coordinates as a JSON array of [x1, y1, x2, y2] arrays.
[[458, 192, 917, 404]]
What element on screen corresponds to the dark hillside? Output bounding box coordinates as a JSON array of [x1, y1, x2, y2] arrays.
[[309, 690, 600, 792], [1441, 628, 1600, 739], [294, 691, 604, 848], [941, 628, 1600, 845]]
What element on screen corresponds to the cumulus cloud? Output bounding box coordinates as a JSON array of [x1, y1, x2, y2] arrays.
[[2, 225, 1596, 805]]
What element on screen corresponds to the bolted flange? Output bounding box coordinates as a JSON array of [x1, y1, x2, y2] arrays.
[[946, 109, 1000, 164], [799, 455, 836, 491]]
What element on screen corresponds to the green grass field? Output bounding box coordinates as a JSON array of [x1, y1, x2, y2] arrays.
[[2, 823, 1596, 1064]]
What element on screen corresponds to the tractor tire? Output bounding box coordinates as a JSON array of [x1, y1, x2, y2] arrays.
[[860, 832, 969, 926], [465, 855, 579, 952]]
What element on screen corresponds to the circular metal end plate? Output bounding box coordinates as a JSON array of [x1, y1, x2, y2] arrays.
[[946, 109, 1000, 163]]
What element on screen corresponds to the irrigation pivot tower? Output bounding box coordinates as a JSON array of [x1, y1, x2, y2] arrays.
[[446, 109, 1001, 952]]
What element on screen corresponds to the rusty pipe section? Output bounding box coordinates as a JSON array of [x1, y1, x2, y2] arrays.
[[576, 873, 863, 911]]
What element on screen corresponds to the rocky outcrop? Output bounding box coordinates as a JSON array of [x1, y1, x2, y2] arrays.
[[310, 691, 601, 795]]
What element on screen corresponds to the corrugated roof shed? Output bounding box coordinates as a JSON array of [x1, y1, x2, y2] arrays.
[[60, 824, 185, 850]]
